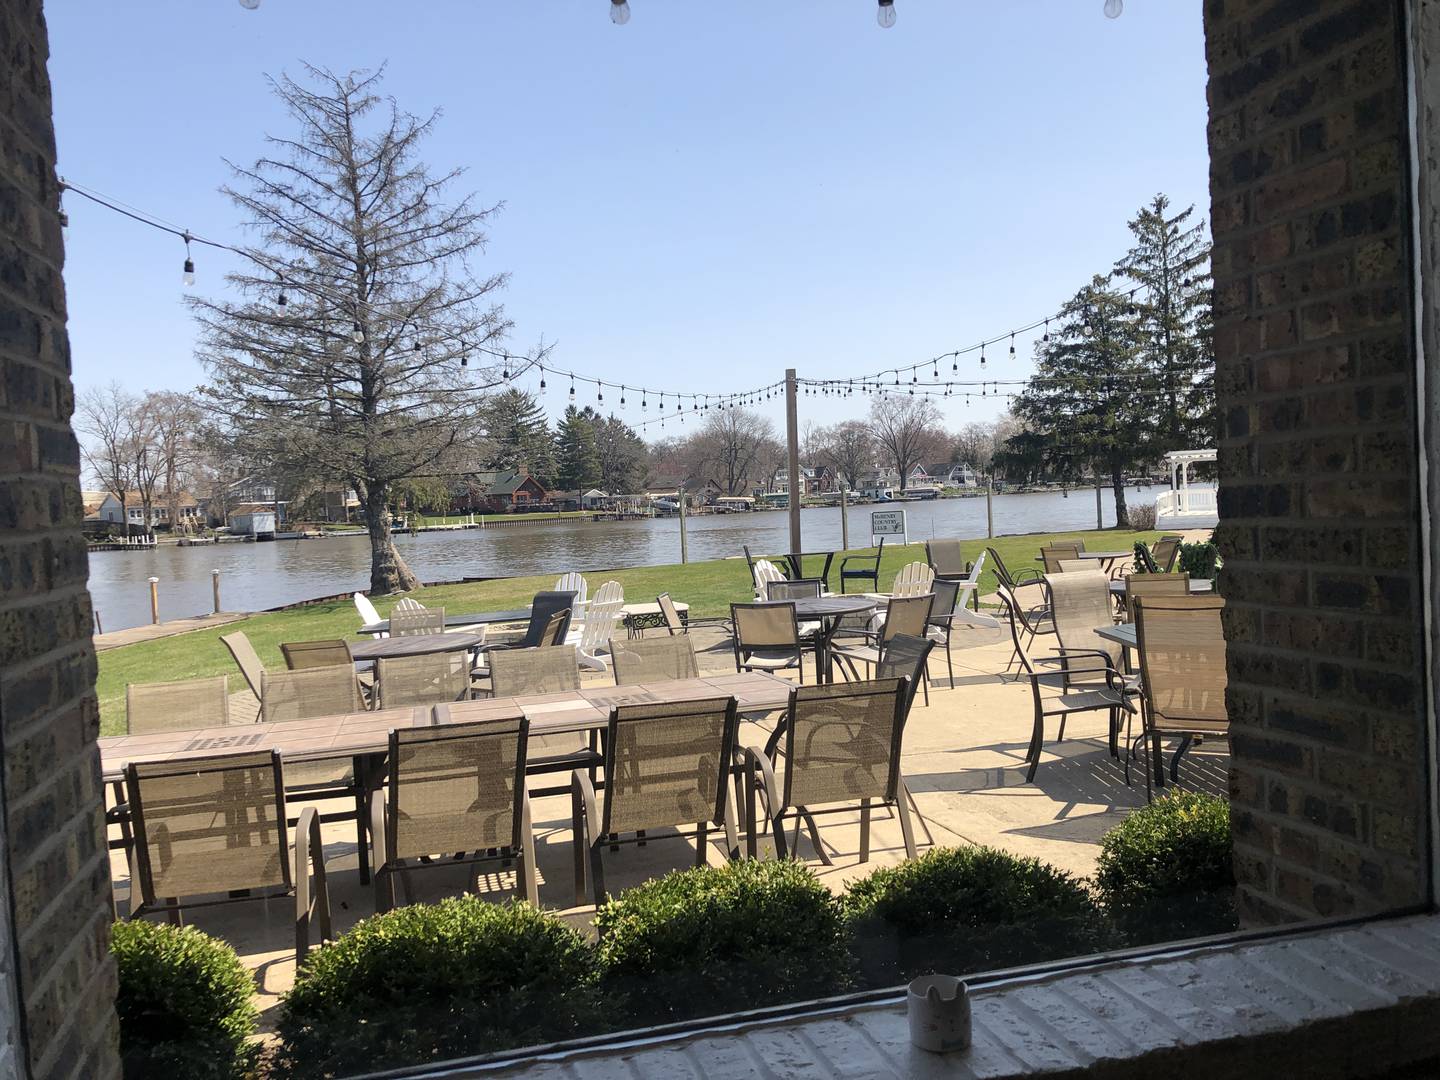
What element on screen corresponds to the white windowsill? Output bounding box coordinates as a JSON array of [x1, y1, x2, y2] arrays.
[[398, 913, 1440, 1079]]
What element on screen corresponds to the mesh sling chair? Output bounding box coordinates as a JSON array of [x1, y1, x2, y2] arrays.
[[124, 750, 331, 964], [831, 593, 934, 702], [996, 587, 1136, 783], [471, 591, 575, 685], [656, 592, 686, 635], [1151, 534, 1185, 573], [743, 678, 922, 864], [220, 630, 266, 701], [371, 715, 536, 911], [731, 601, 806, 682], [923, 577, 963, 689], [570, 696, 740, 907], [611, 636, 700, 685], [925, 539, 969, 582], [765, 578, 825, 640], [1039, 543, 1083, 575], [260, 665, 375, 881], [489, 645, 581, 697], [376, 652, 471, 709], [1047, 571, 1142, 757], [390, 606, 447, 637], [995, 577, 1056, 678], [838, 537, 884, 594], [281, 639, 355, 669], [1119, 570, 1192, 620], [1132, 595, 1231, 800]]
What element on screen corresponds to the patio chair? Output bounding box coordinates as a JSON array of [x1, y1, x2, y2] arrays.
[[370, 715, 536, 912], [751, 558, 787, 601], [570, 696, 740, 907], [996, 588, 1136, 783], [126, 675, 229, 732], [831, 593, 934, 702], [1039, 543, 1082, 575], [744, 678, 921, 864], [1132, 544, 1162, 575], [253, 657, 375, 881], [994, 578, 1055, 678], [656, 592, 686, 635], [1056, 559, 1091, 573], [555, 571, 589, 604], [765, 578, 824, 638], [567, 580, 623, 671], [731, 602, 806, 682], [892, 561, 936, 599], [375, 652, 471, 709], [922, 578, 963, 688], [987, 546, 1046, 594], [354, 592, 386, 637], [947, 550, 1002, 630], [391, 606, 446, 637], [877, 634, 936, 725], [123, 750, 330, 963], [281, 638, 354, 669], [925, 539, 968, 582], [220, 630, 266, 700], [837, 538, 883, 595], [1125, 572, 1192, 617], [488, 644, 581, 697], [393, 597, 426, 612], [1047, 571, 1140, 710], [1132, 595, 1230, 799], [611, 636, 699, 685], [1151, 534, 1185, 573]]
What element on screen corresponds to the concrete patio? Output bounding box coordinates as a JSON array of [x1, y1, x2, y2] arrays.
[[106, 619, 1230, 1032]]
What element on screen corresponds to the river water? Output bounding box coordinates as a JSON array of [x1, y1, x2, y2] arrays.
[[87, 485, 1213, 632]]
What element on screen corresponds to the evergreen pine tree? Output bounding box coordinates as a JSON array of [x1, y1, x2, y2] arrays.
[[1114, 194, 1216, 446], [477, 388, 555, 485], [554, 405, 602, 490], [1006, 275, 1152, 526], [583, 408, 649, 494]]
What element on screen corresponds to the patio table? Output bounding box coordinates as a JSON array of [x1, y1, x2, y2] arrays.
[[349, 631, 488, 661], [356, 608, 532, 636], [1108, 579, 1213, 597], [1037, 549, 1132, 575], [788, 595, 879, 684], [98, 671, 795, 782]]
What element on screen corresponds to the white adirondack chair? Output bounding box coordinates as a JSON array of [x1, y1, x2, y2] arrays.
[[569, 580, 624, 671], [393, 597, 426, 612], [386, 594, 488, 638], [555, 572, 589, 605], [946, 550, 1001, 630], [892, 561, 936, 598], [354, 593, 386, 637], [752, 559, 787, 602]]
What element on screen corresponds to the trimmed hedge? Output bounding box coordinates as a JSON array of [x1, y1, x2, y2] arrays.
[[111, 920, 258, 1080], [1177, 541, 1220, 581], [595, 858, 852, 1025], [1094, 791, 1237, 943], [277, 898, 597, 1078], [842, 846, 1111, 987]]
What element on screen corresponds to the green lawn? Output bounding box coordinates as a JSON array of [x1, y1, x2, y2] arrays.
[[95, 528, 1159, 735]]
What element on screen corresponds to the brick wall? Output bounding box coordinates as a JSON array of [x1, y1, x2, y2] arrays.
[[0, 2, 121, 1077], [1206, 0, 1429, 924]]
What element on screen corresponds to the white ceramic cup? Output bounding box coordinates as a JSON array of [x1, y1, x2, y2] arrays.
[[907, 974, 971, 1053]]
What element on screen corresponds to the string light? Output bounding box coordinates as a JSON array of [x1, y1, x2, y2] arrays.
[[877, 0, 896, 28], [610, 0, 630, 24], [181, 232, 195, 287], [501, 356, 510, 379], [1043, 320, 1050, 342], [1104, 0, 1123, 17], [569, 377, 576, 401], [350, 322, 364, 344], [539, 366, 546, 390], [619, 385, 627, 409], [980, 343, 987, 368], [275, 277, 287, 309]]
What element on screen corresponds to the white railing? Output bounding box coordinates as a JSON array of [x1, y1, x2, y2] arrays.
[[1154, 488, 1218, 518]]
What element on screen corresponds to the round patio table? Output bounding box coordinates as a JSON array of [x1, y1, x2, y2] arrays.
[[349, 631, 488, 661], [788, 596, 879, 684]]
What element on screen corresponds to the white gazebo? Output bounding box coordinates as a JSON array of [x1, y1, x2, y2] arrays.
[[1155, 448, 1218, 522]]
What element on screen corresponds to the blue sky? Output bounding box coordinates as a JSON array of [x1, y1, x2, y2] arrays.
[[48, 0, 1210, 435]]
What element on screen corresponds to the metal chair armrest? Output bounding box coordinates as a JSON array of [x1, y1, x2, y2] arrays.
[[295, 805, 332, 962], [742, 745, 785, 858]]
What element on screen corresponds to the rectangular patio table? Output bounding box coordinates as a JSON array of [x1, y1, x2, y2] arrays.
[[1036, 550, 1132, 575], [98, 672, 794, 782], [1107, 579, 1213, 597], [357, 607, 532, 636]]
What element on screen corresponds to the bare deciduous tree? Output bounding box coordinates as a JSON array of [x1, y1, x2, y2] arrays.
[[142, 390, 202, 533], [867, 395, 945, 491], [193, 65, 529, 593], [681, 409, 779, 495], [76, 382, 140, 533], [810, 419, 876, 490]]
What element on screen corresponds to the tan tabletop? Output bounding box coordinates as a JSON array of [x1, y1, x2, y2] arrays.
[[350, 631, 487, 660], [99, 672, 793, 781]]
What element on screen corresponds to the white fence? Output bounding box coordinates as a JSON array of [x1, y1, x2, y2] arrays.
[[1154, 488, 1218, 518]]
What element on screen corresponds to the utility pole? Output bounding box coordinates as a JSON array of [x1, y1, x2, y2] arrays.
[[785, 368, 801, 553], [1094, 466, 1104, 530], [986, 472, 995, 538], [677, 490, 688, 563]]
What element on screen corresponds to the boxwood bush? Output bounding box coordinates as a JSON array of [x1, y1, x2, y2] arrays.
[[842, 846, 1111, 987], [594, 858, 852, 1025], [111, 920, 258, 1080], [278, 898, 598, 1078], [1094, 791, 1237, 944]]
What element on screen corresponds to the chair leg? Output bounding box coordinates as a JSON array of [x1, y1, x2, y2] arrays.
[[903, 781, 935, 848], [799, 809, 832, 866], [944, 638, 954, 690], [694, 821, 709, 867], [722, 795, 740, 860], [1056, 714, 1067, 743], [570, 782, 587, 906], [921, 667, 929, 706], [858, 799, 871, 862], [1025, 705, 1046, 783], [895, 785, 919, 860], [518, 796, 539, 906], [589, 841, 608, 908]]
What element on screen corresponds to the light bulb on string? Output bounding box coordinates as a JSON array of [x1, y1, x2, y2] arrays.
[[641, 393, 647, 410], [619, 386, 627, 409], [539, 367, 547, 391], [952, 353, 959, 373], [181, 232, 195, 287], [569, 377, 576, 401], [877, 0, 896, 28], [501, 356, 510, 379], [239, 0, 260, 8], [610, 0, 630, 24], [980, 345, 987, 368], [1043, 320, 1050, 342], [460, 355, 468, 368], [1104, 0, 1123, 17], [351, 322, 364, 343], [1009, 332, 1016, 360], [276, 277, 287, 309]]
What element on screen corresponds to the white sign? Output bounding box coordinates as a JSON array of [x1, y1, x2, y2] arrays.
[[871, 509, 908, 544]]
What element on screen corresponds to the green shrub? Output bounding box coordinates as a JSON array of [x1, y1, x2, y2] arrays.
[[111, 920, 258, 1080], [595, 859, 852, 1025], [1094, 791, 1237, 944], [278, 898, 597, 1078], [842, 846, 1110, 987], [1177, 541, 1220, 580]]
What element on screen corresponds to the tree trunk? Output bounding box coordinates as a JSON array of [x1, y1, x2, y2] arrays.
[[365, 484, 420, 594], [1110, 460, 1130, 528]]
